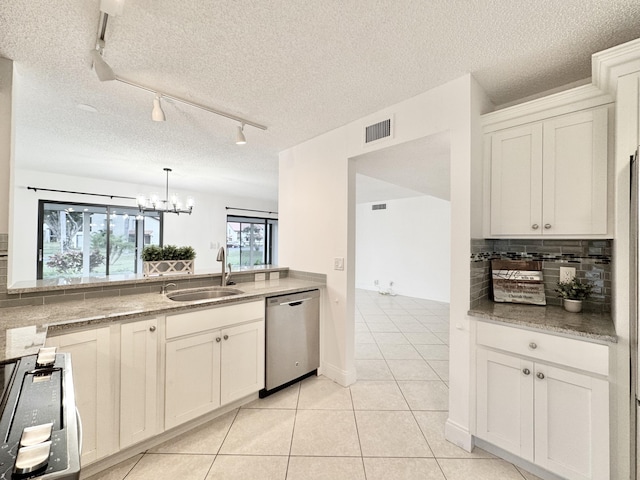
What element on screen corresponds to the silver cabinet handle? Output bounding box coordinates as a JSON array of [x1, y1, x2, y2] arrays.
[[216, 337, 221, 343], [529, 342, 537, 350], [149, 326, 156, 332], [223, 334, 229, 340], [532, 224, 539, 230], [544, 224, 552, 229], [522, 368, 530, 376], [536, 372, 545, 380]]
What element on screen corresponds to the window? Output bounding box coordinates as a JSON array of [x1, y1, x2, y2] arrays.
[[37, 201, 162, 279], [226, 215, 277, 267]]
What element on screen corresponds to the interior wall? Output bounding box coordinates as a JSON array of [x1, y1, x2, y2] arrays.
[[355, 195, 451, 302], [279, 74, 490, 450], [9, 168, 277, 285], [0, 58, 12, 234]]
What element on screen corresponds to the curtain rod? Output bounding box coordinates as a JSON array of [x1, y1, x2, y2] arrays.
[[28, 186, 136, 201], [226, 207, 278, 215]]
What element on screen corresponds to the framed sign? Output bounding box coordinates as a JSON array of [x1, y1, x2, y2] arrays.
[[491, 259, 546, 306]]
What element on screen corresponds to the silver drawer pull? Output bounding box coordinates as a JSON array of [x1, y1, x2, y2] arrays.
[[532, 224, 539, 230], [522, 368, 530, 376], [529, 342, 537, 350], [536, 372, 545, 380], [544, 224, 552, 229], [216, 337, 221, 343], [223, 334, 229, 340], [149, 326, 156, 332]]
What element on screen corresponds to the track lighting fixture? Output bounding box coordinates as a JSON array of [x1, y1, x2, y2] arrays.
[[236, 124, 247, 145], [90, 40, 115, 82], [152, 94, 166, 122]]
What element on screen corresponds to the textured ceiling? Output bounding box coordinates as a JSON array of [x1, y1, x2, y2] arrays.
[[1, 1, 639, 202]]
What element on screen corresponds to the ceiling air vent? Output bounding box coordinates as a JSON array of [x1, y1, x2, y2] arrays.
[[365, 119, 391, 144], [372, 204, 387, 211]]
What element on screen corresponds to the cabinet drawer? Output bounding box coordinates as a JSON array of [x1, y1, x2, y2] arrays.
[[166, 300, 264, 339], [477, 321, 608, 376]]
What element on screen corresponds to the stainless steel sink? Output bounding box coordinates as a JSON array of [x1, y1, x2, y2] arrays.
[[166, 287, 244, 302]]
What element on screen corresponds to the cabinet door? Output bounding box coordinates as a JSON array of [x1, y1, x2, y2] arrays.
[[490, 123, 543, 236], [534, 364, 609, 480], [220, 320, 265, 405], [120, 318, 158, 448], [542, 107, 608, 235], [46, 328, 115, 465], [476, 349, 534, 461], [165, 332, 221, 429]]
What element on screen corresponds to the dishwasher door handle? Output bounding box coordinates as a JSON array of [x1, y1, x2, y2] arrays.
[[279, 298, 312, 306]]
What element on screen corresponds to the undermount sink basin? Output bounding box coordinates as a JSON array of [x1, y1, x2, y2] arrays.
[[166, 287, 244, 302]]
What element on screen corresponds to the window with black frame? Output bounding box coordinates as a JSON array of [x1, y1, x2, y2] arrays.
[[37, 200, 162, 279], [226, 215, 278, 267]]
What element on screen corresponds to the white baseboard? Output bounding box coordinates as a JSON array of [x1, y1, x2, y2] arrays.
[[320, 361, 356, 387], [444, 417, 474, 452]]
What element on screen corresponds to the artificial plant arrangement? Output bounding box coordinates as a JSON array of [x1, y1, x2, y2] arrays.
[[142, 245, 196, 276], [554, 276, 593, 312]]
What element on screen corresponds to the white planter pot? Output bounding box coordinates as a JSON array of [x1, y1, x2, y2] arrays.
[[143, 260, 194, 277], [563, 298, 583, 313]]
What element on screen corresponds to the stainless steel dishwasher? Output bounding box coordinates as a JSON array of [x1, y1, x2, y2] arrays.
[[260, 289, 320, 397]]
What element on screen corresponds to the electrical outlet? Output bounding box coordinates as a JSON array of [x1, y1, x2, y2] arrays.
[[269, 272, 280, 280], [559, 267, 576, 283], [254, 273, 266, 281]]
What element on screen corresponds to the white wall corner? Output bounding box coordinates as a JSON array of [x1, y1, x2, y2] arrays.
[[319, 361, 356, 387], [444, 417, 474, 452]]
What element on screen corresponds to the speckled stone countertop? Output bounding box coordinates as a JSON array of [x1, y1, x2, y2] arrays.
[[0, 278, 324, 361], [469, 299, 616, 344]]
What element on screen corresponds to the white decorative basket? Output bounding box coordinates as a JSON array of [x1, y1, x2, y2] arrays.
[[143, 260, 194, 277]]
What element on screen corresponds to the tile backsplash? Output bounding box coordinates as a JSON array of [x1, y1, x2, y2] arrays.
[[471, 238, 612, 312]]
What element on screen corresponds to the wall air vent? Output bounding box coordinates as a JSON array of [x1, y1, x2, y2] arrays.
[[365, 119, 391, 144], [372, 204, 387, 211]]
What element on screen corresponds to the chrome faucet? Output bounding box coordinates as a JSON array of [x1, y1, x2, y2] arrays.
[[160, 282, 176, 294], [216, 247, 227, 286], [226, 263, 235, 285]]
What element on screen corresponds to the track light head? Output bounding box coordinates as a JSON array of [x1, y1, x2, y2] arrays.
[[152, 94, 166, 122], [90, 49, 115, 82], [235, 124, 247, 145]]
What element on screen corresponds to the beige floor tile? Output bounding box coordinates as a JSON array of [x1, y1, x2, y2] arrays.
[[397, 381, 449, 410], [387, 359, 441, 380], [363, 457, 446, 480], [84, 454, 142, 480], [427, 321, 450, 333], [243, 383, 300, 409], [219, 409, 296, 455], [355, 331, 376, 343], [402, 332, 444, 345], [291, 410, 361, 456], [438, 458, 526, 480], [433, 331, 449, 345], [378, 343, 422, 360], [355, 343, 384, 359], [298, 376, 353, 410], [350, 380, 409, 410], [366, 322, 400, 332], [124, 453, 214, 480], [355, 359, 394, 380], [150, 409, 237, 454], [361, 314, 389, 322], [355, 410, 432, 457], [372, 332, 409, 344], [354, 322, 370, 332], [206, 455, 288, 480], [427, 360, 449, 381], [415, 344, 449, 360], [413, 411, 494, 458], [286, 456, 366, 480]]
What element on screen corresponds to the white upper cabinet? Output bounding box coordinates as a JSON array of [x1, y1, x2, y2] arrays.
[[486, 104, 611, 237]]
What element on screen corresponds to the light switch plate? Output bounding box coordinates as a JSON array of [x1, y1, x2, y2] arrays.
[[255, 273, 266, 281], [270, 272, 280, 280], [334, 257, 344, 271]]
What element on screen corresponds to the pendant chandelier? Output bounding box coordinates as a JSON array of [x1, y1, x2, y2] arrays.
[[136, 168, 194, 215]]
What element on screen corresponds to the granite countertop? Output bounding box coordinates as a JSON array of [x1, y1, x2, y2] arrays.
[[469, 299, 616, 344], [0, 278, 324, 362]]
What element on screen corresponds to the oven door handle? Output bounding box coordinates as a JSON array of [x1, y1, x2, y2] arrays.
[[75, 407, 83, 455]]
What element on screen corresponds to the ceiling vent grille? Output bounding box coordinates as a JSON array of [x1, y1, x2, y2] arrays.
[[365, 119, 391, 143], [372, 203, 387, 211]]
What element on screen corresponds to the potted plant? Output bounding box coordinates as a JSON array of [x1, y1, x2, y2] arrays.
[[555, 277, 593, 313], [142, 245, 196, 276]]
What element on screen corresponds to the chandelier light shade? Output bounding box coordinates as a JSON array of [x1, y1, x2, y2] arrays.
[[137, 168, 194, 215], [152, 94, 166, 122]]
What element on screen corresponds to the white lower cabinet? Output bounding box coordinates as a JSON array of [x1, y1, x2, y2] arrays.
[[120, 318, 159, 448], [46, 327, 116, 466], [164, 300, 265, 430], [476, 322, 609, 480]]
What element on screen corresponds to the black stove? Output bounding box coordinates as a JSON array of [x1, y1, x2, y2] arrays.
[[0, 348, 80, 479]]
